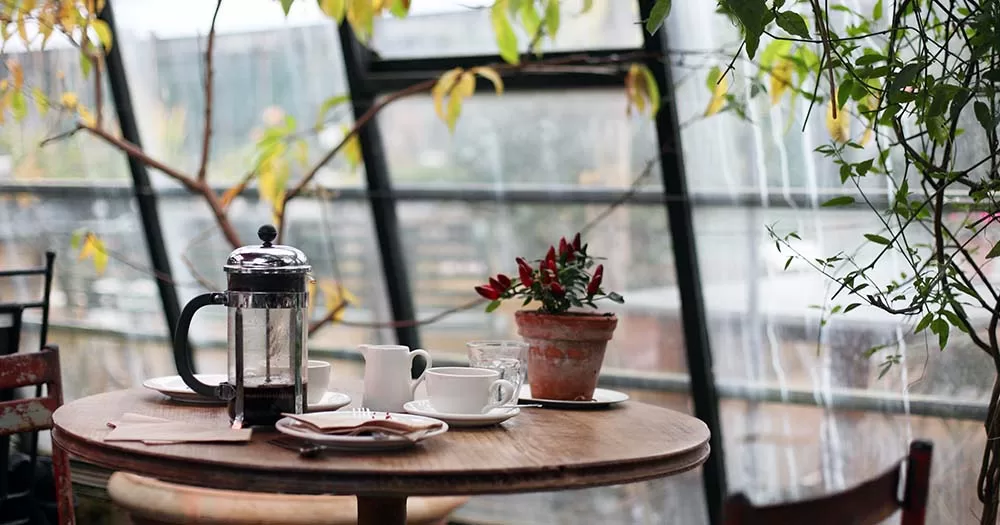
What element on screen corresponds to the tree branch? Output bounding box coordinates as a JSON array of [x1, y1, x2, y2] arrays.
[[197, 0, 223, 184]]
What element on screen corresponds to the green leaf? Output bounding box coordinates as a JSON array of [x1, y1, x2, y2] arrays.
[[872, 0, 883, 20], [11, 91, 26, 121], [315, 94, 350, 129], [986, 240, 1000, 259], [974, 101, 993, 132], [389, 0, 409, 17], [864, 233, 891, 245], [581, 0, 594, 13], [518, 1, 541, 40], [855, 158, 874, 177], [319, 0, 347, 21], [775, 11, 809, 38], [855, 53, 884, 66], [726, 0, 772, 59], [485, 300, 502, 313], [783, 256, 793, 271], [942, 310, 969, 333], [844, 303, 861, 313], [92, 19, 113, 49], [645, 0, 672, 34], [837, 77, 854, 108], [281, 0, 295, 15], [521, 296, 532, 307], [79, 53, 92, 79], [821, 195, 855, 207], [70, 229, 85, 250], [914, 312, 933, 333], [930, 318, 950, 348], [491, 1, 520, 65], [759, 38, 793, 74], [887, 62, 922, 101], [706, 66, 722, 90], [544, 0, 560, 37], [606, 291, 625, 304]]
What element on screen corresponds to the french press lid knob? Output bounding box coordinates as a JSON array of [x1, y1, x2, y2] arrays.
[[223, 224, 311, 275]]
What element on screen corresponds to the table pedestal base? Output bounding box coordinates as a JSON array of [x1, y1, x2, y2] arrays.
[[357, 495, 407, 525]]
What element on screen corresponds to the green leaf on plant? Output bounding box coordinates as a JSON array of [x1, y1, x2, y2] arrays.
[[70, 229, 85, 250], [485, 300, 502, 313], [281, 0, 295, 15], [837, 77, 854, 108], [986, 240, 1000, 259], [864, 233, 891, 245], [930, 318, 949, 349], [544, 0, 560, 38], [315, 94, 351, 129], [855, 158, 874, 177], [855, 53, 884, 67], [872, 0, 883, 20], [521, 297, 532, 306], [887, 62, 922, 101], [606, 292, 625, 304], [783, 256, 793, 271], [914, 312, 933, 333], [974, 101, 994, 132], [645, 0, 672, 34], [775, 11, 809, 38], [821, 196, 855, 207], [844, 303, 861, 313], [725, 0, 772, 59], [491, 1, 521, 65], [941, 310, 969, 333]]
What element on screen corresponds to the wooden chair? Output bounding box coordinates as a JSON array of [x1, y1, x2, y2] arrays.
[[0, 344, 74, 525], [723, 440, 933, 525], [107, 471, 469, 525]]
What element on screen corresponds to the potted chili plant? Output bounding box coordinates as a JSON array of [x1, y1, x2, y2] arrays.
[[475, 233, 624, 401]]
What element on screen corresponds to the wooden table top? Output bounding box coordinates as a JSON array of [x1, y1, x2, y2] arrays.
[[52, 380, 710, 497]]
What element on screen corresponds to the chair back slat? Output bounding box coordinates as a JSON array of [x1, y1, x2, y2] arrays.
[[724, 440, 934, 525], [0, 397, 59, 437], [0, 348, 60, 390]]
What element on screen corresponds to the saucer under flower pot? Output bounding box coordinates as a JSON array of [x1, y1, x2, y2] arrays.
[[514, 310, 618, 401]]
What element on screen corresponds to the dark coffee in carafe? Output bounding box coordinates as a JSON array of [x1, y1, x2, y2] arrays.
[[228, 383, 307, 427]]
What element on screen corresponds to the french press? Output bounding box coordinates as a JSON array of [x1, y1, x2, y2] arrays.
[[173, 225, 311, 428]]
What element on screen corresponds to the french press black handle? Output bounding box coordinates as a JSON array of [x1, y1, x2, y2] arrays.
[[173, 292, 228, 400]]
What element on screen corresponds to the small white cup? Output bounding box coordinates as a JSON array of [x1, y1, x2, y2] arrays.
[[307, 360, 331, 404], [420, 367, 516, 415]]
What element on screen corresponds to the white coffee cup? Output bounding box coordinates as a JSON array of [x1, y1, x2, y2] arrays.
[[307, 360, 331, 404], [420, 367, 516, 415]]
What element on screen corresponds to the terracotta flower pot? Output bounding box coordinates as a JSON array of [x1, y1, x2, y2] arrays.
[[514, 310, 618, 401]]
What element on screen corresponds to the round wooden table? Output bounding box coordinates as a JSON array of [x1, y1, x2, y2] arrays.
[[52, 381, 710, 525]]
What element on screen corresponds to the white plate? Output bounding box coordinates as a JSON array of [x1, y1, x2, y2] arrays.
[[402, 400, 519, 428], [307, 391, 352, 412], [275, 412, 448, 451], [144, 376, 352, 412], [518, 385, 629, 409], [143, 375, 228, 405]]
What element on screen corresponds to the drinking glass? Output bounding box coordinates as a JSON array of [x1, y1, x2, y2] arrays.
[[466, 340, 528, 401]]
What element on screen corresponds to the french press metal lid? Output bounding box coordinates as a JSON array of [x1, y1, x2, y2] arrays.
[[173, 225, 312, 427]]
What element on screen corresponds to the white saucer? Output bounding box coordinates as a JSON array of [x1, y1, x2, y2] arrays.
[[275, 412, 448, 451], [307, 391, 352, 412], [402, 399, 520, 428], [144, 376, 351, 411], [143, 375, 228, 405], [518, 385, 629, 409]]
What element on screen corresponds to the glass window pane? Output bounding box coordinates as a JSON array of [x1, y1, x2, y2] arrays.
[[380, 90, 660, 190], [371, 0, 643, 60], [398, 202, 684, 375], [114, 0, 359, 189]]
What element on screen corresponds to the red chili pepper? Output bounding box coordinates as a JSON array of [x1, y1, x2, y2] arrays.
[[572, 232, 582, 251], [594, 264, 604, 278], [551, 282, 566, 297], [496, 273, 512, 289], [539, 262, 552, 284], [558, 237, 569, 257], [545, 245, 557, 265], [489, 277, 506, 292], [587, 273, 602, 295], [518, 264, 533, 286], [546, 259, 558, 273], [475, 285, 501, 300]]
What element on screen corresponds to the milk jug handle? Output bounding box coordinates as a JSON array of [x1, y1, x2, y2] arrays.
[[409, 349, 432, 395]]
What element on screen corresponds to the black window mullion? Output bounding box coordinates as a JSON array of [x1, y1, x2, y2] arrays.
[[337, 25, 424, 376], [637, 1, 728, 523]]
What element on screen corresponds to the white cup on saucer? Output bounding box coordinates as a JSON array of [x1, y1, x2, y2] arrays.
[[420, 367, 516, 415], [307, 360, 331, 404]]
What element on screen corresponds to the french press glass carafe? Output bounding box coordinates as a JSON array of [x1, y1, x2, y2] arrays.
[[173, 225, 311, 428]]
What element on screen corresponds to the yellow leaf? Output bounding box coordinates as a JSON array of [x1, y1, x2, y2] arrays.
[[472, 67, 504, 95], [347, 0, 374, 42], [16, 12, 29, 44], [6, 59, 23, 90], [454, 71, 475, 98], [432, 68, 463, 121], [446, 92, 462, 133], [318, 0, 346, 22], [258, 153, 289, 205], [769, 58, 793, 106], [638, 64, 660, 117], [77, 105, 95, 126], [23, 0, 37, 11], [220, 181, 245, 208], [59, 1, 76, 34], [860, 125, 873, 146], [624, 65, 645, 116], [32, 87, 49, 115], [78, 233, 109, 275], [318, 280, 356, 322], [60, 91, 78, 109], [825, 100, 850, 143], [372, 0, 386, 12], [91, 18, 112, 48], [704, 73, 728, 117], [342, 124, 361, 169], [97, 0, 107, 13], [39, 8, 55, 48]]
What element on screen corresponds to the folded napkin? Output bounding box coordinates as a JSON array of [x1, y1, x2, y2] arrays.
[[281, 412, 443, 441], [105, 413, 252, 445]]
